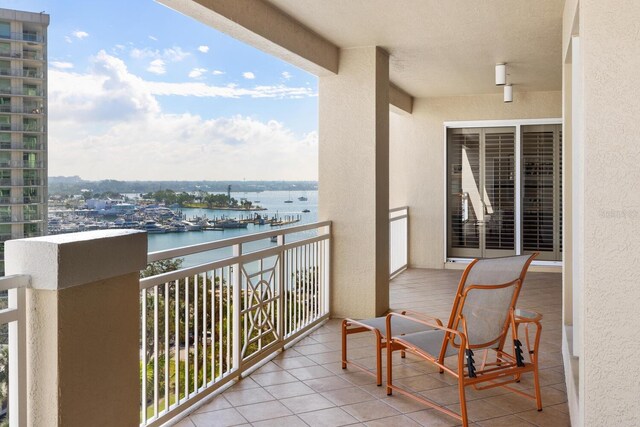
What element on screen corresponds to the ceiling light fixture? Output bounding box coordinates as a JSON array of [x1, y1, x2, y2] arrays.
[[495, 63, 506, 86]]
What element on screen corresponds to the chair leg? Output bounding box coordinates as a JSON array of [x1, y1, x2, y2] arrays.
[[341, 320, 348, 369], [458, 379, 469, 427], [386, 340, 393, 395], [376, 334, 383, 386], [533, 363, 543, 411]]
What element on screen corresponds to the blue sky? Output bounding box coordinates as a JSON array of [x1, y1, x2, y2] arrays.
[[2, 0, 319, 180]]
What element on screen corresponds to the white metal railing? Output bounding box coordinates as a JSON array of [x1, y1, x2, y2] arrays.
[[389, 206, 409, 278], [139, 221, 331, 427], [0, 274, 29, 426]]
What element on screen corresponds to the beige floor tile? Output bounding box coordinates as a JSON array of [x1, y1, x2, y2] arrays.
[[264, 381, 316, 399], [190, 408, 248, 427], [482, 392, 538, 415], [272, 355, 317, 369], [223, 387, 274, 406], [405, 408, 460, 426], [394, 373, 451, 392], [193, 395, 232, 414], [364, 414, 423, 427], [419, 385, 464, 406], [296, 343, 334, 355], [358, 383, 392, 400], [477, 414, 535, 426], [516, 406, 571, 426], [342, 371, 379, 386], [445, 399, 512, 422], [172, 418, 195, 427], [308, 351, 344, 364], [254, 361, 284, 374], [225, 377, 260, 392], [341, 400, 401, 422], [380, 393, 430, 413], [235, 400, 293, 423], [251, 370, 299, 387], [321, 386, 377, 406], [305, 375, 353, 392], [548, 402, 570, 414], [288, 365, 335, 381], [280, 393, 335, 413], [251, 415, 308, 427], [298, 407, 360, 427]]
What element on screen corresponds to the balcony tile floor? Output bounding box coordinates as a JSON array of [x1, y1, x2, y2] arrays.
[[179, 268, 567, 427]]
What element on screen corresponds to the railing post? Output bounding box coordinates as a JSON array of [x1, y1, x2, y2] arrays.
[[324, 224, 331, 315], [8, 286, 26, 427], [277, 234, 285, 344], [232, 243, 241, 372], [5, 230, 147, 427]]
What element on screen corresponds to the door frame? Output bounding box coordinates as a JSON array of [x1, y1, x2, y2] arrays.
[[443, 118, 563, 265]]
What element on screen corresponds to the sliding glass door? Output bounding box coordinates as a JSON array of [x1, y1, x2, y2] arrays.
[[447, 127, 516, 258], [447, 124, 563, 261], [521, 125, 562, 261]]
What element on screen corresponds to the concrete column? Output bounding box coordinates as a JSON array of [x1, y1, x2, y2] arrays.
[[5, 230, 147, 427], [319, 46, 390, 318]]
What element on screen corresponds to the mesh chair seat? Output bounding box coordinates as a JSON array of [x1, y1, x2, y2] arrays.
[[358, 315, 434, 338], [397, 330, 457, 358]]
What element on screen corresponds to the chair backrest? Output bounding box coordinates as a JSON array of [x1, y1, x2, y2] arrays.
[[444, 254, 536, 352]]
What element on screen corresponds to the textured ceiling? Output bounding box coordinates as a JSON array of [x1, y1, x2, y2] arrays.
[[266, 0, 563, 98]]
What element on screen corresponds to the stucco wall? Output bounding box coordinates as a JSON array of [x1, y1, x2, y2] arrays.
[[579, 0, 640, 425], [390, 91, 562, 268]]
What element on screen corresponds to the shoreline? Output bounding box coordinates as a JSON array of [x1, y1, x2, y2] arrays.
[[182, 204, 267, 211]]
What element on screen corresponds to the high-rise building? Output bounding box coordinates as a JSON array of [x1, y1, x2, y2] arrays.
[[0, 8, 48, 274]]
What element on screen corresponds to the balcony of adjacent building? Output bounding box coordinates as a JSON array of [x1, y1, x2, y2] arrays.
[[0, 31, 44, 44], [0, 84, 44, 98], [0, 134, 43, 151]]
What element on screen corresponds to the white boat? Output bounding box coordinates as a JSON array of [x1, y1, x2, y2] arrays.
[[142, 220, 167, 234]]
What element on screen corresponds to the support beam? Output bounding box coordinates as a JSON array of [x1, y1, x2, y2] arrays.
[[389, 83, 413, 114], [157, 0, 339, 75], [319, 47, 390, 319]]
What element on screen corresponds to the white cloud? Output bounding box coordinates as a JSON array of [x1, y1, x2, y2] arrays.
[[282, 71, 292, 80], [47, 51, 317, 181], [188, 68, 207, 79], [242, 72, 255, 80], [197, 45, 209, 53], [64, 36, 72, 43], [130, 46, 190, 62], [50, 61, 74, 69], [148, 35, 158, 41], [147, 59, 166, 75], [212, 70, 225, 75], [146, 81, 315, 99], [72, 30, 89, 39]]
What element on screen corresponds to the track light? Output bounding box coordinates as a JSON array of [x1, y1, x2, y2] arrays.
[[495, 63, 506, 86], [504, 84, 513, 103]]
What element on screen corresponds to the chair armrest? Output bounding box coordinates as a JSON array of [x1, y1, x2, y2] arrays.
[[400, 310, 444, 326], [514, 308, 543, 324]]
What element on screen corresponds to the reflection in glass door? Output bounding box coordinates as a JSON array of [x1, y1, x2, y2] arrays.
[[447, 128, 516, 259]]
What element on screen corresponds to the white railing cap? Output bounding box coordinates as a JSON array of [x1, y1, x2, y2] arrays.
[[5, 230, 148, 291]]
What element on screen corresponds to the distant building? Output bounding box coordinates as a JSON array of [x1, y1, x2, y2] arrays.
[[0, 8, 49, 273]]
